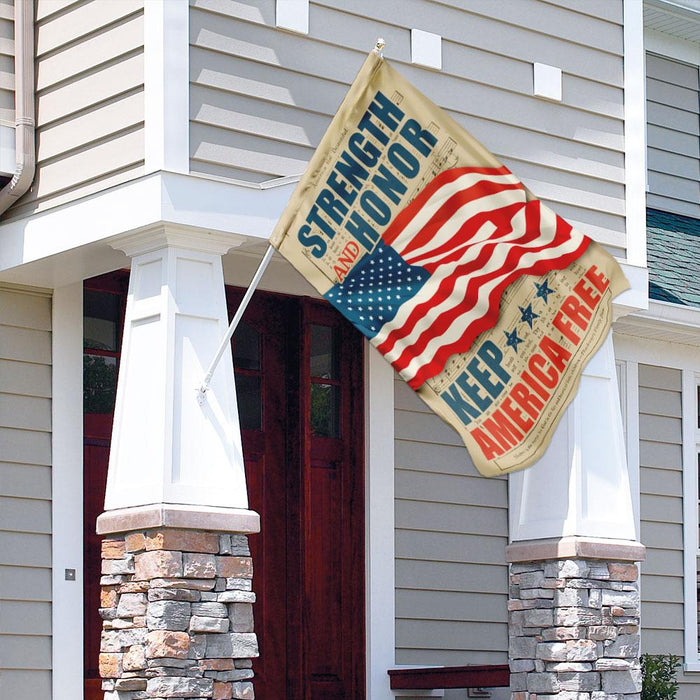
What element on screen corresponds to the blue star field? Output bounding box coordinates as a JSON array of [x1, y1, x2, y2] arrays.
[[324, 240, 430, 339]]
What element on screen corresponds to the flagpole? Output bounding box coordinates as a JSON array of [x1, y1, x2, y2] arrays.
[[198, 37, 383, 405], [197, 245, 275, 404]]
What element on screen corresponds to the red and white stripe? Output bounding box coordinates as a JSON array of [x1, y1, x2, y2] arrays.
[[375, 166, 590, 389]]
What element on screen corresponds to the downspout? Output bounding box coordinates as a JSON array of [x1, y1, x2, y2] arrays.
[[0, 0, 35, 215]]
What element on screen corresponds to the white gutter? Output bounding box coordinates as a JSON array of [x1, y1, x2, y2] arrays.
[[0, 0, 35, 215]]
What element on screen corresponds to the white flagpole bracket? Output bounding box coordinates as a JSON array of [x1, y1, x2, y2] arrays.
[[197, 245, 275, 405]]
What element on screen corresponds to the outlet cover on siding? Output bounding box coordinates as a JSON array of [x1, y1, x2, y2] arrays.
[[411, 29, 442, 70], [276, 0, 309, 35], [533, 62, 562, 101]]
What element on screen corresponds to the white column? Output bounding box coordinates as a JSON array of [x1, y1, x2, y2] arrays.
[[101, 227, 254, 524], [509, 332, 637, 546]]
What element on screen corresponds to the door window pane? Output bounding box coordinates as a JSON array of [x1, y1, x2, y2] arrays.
[[84, 354, 118, 414], [234, 321, 261, 371], [311, 383, 340, 438], [311, 324, 338, 379], [84, 290, 119, 351], [235, 374, 262, 431], [234, 322, 262, 430]]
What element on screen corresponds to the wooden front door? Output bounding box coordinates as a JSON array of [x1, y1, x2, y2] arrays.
[[83, 277, 365, 700], [228, 289, 365, 699]]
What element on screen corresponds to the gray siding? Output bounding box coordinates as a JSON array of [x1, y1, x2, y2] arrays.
[[394, 378, 509, 665], [0, 287, 52, 697], [646, 53, 700, 218], [6, 0, 145, 220], [637, 364, 700, 699], [0, 0, 13, 127], [189, 0, 627, 257]]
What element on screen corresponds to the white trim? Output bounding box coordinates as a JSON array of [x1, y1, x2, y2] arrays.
[[625, 360, 642, 539], [646, 0, 700, 22], [275, 0, 309, 34], [615, 300, 700, 348], [144, 0, 189, 174], [365, 345, 396, 700], [0, 169, 650, 312], [624, 0, 648, 267], [51, 283, 84, 700], [0, 172, 299, 287], [645, 26, 700, 65], [614, 331, 700, 367], [613, 262, 649, 318], [681, 368, 699, 668]]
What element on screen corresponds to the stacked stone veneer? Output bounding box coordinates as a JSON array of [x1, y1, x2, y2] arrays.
[[99, 529, 257, 700], [509, 558, 641, 699]]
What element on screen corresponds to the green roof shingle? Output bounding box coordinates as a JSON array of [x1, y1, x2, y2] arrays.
[[646, 208, 700, 308]]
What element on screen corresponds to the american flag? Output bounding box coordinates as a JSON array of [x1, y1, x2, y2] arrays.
[[324, 166, 591, 389]]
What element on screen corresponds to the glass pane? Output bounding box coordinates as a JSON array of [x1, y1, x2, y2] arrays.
[[311, 325, 338, 379], [311, 383, 340, 437], [234, 322, 261, 371], [236, 373, 262, 431], [84, 290, 119, 351], [84, 354, 118, 414]]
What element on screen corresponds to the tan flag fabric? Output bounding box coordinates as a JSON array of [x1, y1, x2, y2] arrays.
[[270, 50, 628, 476]]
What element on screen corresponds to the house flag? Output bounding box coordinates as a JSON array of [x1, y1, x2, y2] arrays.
[[270, 50, 629, 477]]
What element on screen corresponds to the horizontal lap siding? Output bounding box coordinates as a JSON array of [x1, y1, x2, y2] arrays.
[[6, 0, 145, 220], [637, 364, 687, 662], [394, 378, 509, 666], [0, 287, 52, 699], [646, 53, 700, 218], [639, 364, 700, 699], [189, 0, 627, 256]]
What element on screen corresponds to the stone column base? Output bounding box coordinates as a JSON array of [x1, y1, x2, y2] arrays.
[[507, 539, 645, 700], [98, 527, 258, 700]]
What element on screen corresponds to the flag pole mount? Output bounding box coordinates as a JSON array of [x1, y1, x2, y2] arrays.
[[374, 37, 386, 57], [197, 245, 275, 405]]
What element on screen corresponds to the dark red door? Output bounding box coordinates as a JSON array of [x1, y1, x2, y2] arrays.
[[83, 273, 128, 700], [228, 290, 365, 699], [83, 278, 365, 700]]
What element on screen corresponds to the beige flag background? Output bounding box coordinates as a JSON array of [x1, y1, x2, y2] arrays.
[[270, 51, 629, 476]]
